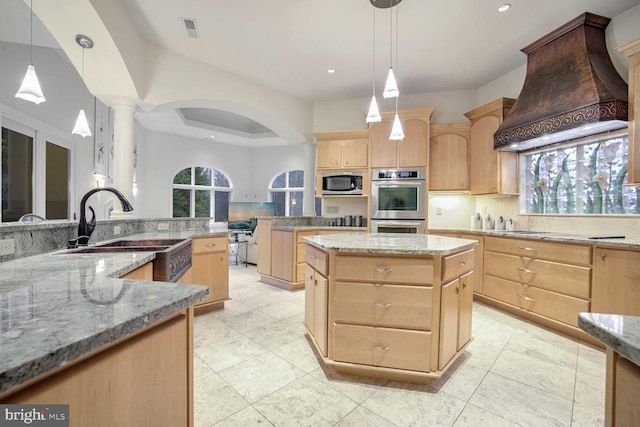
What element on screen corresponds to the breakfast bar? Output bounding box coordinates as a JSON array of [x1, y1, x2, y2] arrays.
[[302, 233, 477, 382]]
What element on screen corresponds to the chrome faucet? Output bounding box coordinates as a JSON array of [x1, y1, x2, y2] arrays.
[[69, 187, 134, 248]]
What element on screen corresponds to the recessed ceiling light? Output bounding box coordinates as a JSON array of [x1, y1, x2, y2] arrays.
[[327, 68, 336, 74], [497, 3, 511, 13]]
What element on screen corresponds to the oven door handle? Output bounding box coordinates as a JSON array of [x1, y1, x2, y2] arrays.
[[372, 180, 424, 187], [372, 220, 423, 227]]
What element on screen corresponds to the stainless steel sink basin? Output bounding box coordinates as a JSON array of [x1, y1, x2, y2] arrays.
[[61, 238, 192, 282]]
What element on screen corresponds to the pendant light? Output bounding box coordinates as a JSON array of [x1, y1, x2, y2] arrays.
[[388, 5, 404, 140], [366, 7, 381, 123], [72, 35, 94, 138], [382, 5, 399, 99], [15, 0, 46, 105]]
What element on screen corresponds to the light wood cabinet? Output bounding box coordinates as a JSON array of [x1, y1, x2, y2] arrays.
[[429, 123, 470, 191], [304, 264, 328, 356], [464, 98, 518, 195], [369, 108, 434, 168], [314, 130, 369, 169], [480, 236, 592, 337], [617, 39, 640, 185], [120, 262, 153, 281], [256, 219, 273, 276], [4, 311, 194, 427], [606, 351, 640, 427], [189, 236, 229, 313], [305, 244, 475, 382], [459, 233, 484, 294], [592, 248, 640, 316]]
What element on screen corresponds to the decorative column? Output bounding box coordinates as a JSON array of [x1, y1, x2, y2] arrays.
[[110, 101, 136, 218], [303, 142, 317, 216]]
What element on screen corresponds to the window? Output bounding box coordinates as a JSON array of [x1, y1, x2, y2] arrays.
[[172, 167, 231, 220], [269, 170, 304, 216], [2, 127, 33, 222], [522, 132, 639, 214]]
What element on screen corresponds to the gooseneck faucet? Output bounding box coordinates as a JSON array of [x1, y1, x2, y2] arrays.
[[69, 187, 134, 248]]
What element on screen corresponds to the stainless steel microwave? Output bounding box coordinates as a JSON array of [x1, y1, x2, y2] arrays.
[[322, 172, 363, 195]]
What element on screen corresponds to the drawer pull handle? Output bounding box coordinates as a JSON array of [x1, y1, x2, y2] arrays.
[[517, 294, 536, 303], [459, 261, 466, 266], [462, 282, 467, 289], [205, 243, 217, 247], [601, 253, 606, 261], [308, 255, 315, 261], [371, 345, 390, 352], [375, 267, 393, 273], [375, 303, 392, 308], [518, 247, 537, 251], [517, 268, 535, 274]]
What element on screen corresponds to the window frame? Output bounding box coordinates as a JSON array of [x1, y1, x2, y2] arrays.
[[268, 169, 305, 217], [171, 166, 232, 221]]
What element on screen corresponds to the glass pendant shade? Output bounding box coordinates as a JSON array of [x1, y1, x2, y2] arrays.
[[383, 68, 399, 98], [366, 95, 382, 123], [15, 65, 46, 104], [72, 109, 92, 137], [389, 113, 404, 140]]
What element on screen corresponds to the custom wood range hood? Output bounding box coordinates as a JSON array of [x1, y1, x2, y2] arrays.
[[494, 12, 629, 152]]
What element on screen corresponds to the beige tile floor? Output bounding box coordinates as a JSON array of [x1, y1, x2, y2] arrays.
[[193, 264, 606, 427]]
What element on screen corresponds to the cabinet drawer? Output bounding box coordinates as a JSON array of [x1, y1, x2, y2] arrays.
[[305, 245, 328, 276], [442, 249, 474, 283], [333, 282, 433, 330], [484, 236, 592, 265], [483, 275, 589, 327], [192, 236, 227, 254], [296, 243, 306, 263], [333, 324, 432, 372], [335, 255, 434, 285], [484, 252, 591, 299]]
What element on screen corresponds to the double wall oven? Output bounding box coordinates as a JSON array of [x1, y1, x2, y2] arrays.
[[370, 168, 427, 234]]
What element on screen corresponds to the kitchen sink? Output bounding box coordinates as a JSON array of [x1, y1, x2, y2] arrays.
[[61, 238, 193, 282]]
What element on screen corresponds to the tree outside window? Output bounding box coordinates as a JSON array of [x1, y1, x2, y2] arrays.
[[269, 170, 304, 216], [172, 167, 231, 220]]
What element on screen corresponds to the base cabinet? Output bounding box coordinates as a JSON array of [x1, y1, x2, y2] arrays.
[[188, 236, 229, 313], [305, 245, 474, 381], [4, 311, 194, 427], [593, 248, 640, 316]]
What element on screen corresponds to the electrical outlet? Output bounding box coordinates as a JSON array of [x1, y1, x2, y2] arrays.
[[436, 207, 443, 215], [0, 239, 16, 256], [157, 223, 169, 231], [113, 225, 121, 235], [326, 206, 339, 214]]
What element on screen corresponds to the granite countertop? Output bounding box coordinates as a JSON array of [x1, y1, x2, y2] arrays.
[[272, 225, 368, 232], [430, 228, 640, 250], [304, 232, 477, 255], [0, 230, 217, 396], [579, 313, 640, 366]]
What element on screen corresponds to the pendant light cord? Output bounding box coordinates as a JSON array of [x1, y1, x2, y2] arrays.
[[372, 8, 376, 93], [29, 0, 33, 65]]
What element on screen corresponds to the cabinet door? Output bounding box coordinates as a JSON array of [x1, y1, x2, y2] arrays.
[[342, 139, 368, 167], [593, 248, 640, 315], [457, 271, 473, 350], [469, 115, 499, 195], [257, 219, 273, 275], [314, 273, 328, 356], [439, 278, 459, 370], [317, 140, 342, 168], [429, 133, 468, 190], [191, 252, 228, 304], [369, 121, 397, 168], [271, 230, 294, 281], [304, 265, 315, 333], [398, 119, 428, 167]]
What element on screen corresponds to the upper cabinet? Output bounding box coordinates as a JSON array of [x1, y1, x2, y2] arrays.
[[617, 39, 640, 185], [314, 130, 369, 169], [369, 108, 434, 168], [429, 123, 470, 191], [464, 98, 518, 195]]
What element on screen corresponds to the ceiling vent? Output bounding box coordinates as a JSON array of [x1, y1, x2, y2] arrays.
[[494, 13, 628, 152], [182, 18, 199, 39]]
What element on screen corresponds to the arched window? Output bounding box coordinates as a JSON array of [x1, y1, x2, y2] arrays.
[[172, 167, 231, 220], [269, 170, 304, 216]]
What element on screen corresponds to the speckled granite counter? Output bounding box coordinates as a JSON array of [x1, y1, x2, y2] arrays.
[[0, 230, 223, 396], [272, 225, 367, 232], [304, 232, 477, 255], [430, 228, 640, 250], [579, 313, 640, 366]]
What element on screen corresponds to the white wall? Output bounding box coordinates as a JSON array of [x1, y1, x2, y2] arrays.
[[247, 145, 308, 202]]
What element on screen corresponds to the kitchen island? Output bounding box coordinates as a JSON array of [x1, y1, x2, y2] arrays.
[[303, 232, 477, 382], [579, 313, 640, 427], [0, 234, 210, 426]]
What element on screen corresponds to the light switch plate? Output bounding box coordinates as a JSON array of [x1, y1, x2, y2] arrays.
[[157, 223, 169, 231], [113, 225, 121, 235], [0, 239, 16, 256]]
